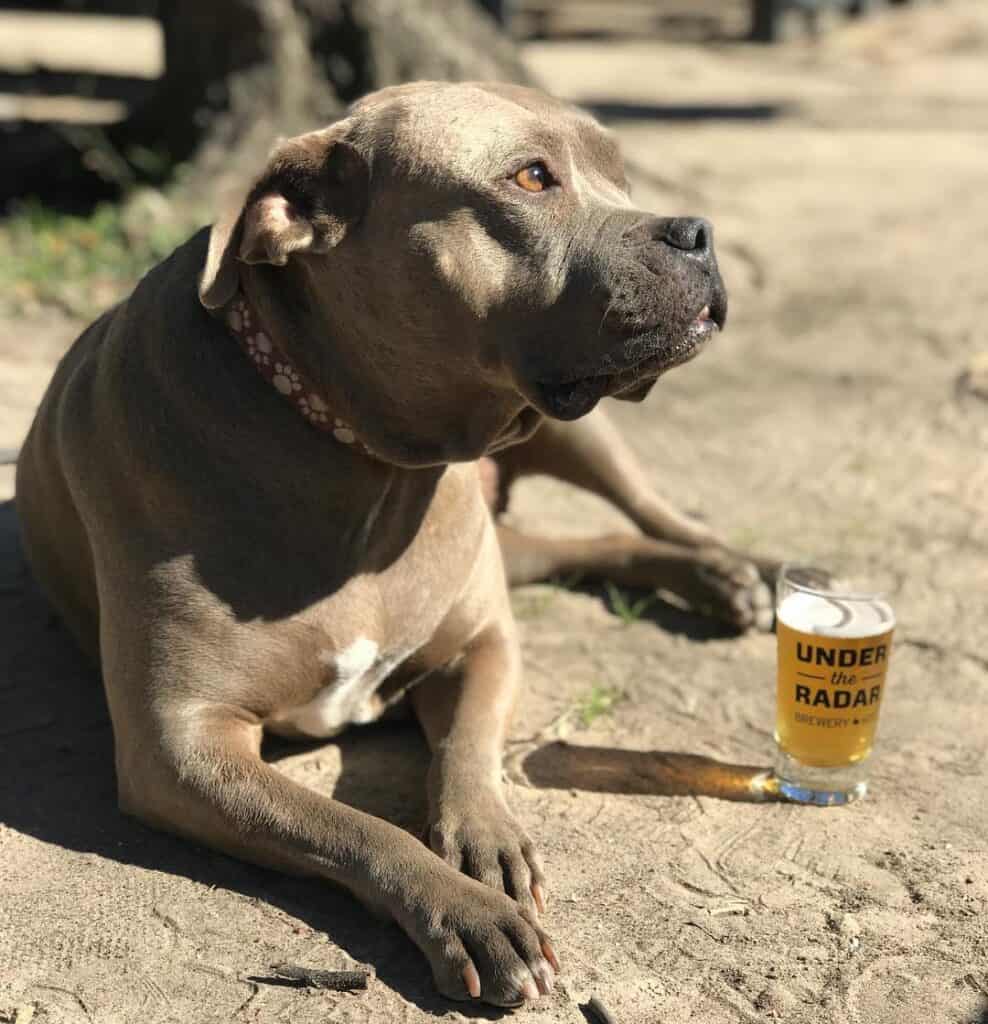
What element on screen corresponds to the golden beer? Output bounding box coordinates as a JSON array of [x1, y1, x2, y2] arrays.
[[774, 568, 895, 804]]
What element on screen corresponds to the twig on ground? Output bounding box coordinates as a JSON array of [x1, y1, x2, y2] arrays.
[[266, 963, 369, 991], [583, 995, 619, 1024]]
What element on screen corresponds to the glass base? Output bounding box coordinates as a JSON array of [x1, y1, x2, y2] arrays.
[[772, 747, 869, 806]]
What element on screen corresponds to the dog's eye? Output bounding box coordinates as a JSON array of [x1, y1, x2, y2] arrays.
[[514, 162, 554, 193]]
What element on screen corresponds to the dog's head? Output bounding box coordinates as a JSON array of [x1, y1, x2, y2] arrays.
[[200, 82, 726, 463]]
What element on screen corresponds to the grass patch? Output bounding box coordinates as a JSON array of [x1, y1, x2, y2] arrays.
[[0, 195, 197, 319], [604, 581, 655, 625], [575, 683, 624, 727]]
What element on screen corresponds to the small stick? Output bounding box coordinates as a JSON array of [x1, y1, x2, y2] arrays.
[[585, 995, 619, 1024], [269, 963, 369, 991]]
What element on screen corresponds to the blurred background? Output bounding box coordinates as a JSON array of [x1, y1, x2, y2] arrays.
[[1, 3, 986, 1023]]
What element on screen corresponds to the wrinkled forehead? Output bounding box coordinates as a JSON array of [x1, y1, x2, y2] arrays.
[[351, 83, 627, 187]]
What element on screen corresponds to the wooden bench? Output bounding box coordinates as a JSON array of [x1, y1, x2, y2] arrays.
[[750, 0, 915, 42], [503, 0, 918, 42]]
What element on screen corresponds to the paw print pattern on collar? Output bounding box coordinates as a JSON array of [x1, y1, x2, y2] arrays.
[[224, 293, 375, 458]]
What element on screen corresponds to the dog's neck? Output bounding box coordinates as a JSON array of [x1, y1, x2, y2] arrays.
[[223, 291, 378, 459], [225, 267, 543, 468]]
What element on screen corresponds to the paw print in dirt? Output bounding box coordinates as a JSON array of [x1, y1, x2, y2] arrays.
[[272, 362, 302, 396]]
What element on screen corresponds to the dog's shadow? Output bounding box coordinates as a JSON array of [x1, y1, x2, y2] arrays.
[[0, 499, 771, 1019]]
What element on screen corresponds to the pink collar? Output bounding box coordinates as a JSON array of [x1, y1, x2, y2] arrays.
[[224, 292, 374, 457]]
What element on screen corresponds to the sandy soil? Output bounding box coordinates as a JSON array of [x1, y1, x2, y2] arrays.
[[1, 4, 986, 1022]]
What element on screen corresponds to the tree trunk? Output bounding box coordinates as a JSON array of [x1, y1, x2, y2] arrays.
[[146, 0, 531, 204], [2, 0, 530, 207]]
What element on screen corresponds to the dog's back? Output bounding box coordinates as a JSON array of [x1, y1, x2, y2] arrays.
[[17, 308, 113, 660], [16, 230, 215, 660]]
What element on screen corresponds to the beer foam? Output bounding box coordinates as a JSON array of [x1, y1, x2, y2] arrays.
[[777, 590, 895, 638]]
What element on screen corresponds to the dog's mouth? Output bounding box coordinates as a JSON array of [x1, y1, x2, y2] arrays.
[[535, 301, 723, 420]]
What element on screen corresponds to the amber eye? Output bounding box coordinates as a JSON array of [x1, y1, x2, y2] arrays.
[[514, 162, 553, 193]]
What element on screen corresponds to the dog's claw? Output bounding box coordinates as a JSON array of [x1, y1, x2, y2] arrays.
[[532, 959, 555, 995], [542, 938, 561, 973], [463, 964, 481, 999], [532, 881, 547, 914], [417, 872, 557, 1007]]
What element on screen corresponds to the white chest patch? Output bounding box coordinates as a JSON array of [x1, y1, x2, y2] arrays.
[[332, 635, 380, 680], [267, 636, 414, 739]]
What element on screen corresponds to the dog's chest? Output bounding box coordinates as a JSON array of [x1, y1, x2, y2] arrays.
[[262, 463, 492, 740], [266, 634, 418, 738]]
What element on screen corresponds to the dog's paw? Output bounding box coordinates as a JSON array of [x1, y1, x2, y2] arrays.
[[427, 789, 546, 917], [680, 547, 775, 632], [408, 873, 558, 1007]]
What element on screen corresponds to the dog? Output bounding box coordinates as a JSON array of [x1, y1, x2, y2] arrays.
[[16, 81, 774, 1007]]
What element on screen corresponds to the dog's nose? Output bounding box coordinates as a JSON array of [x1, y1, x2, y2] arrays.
[[661, 217, 712, 255], [625, 216, 714, 259]]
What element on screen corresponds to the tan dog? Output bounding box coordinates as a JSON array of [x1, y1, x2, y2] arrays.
[[16, 82, 772, 1007]]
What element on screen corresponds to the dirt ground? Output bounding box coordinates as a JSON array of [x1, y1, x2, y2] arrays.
[[1, 4, 986, 1022]]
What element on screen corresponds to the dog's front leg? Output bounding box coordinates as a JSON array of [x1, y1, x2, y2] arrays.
[[115, 699, 556, 1006], [411, 624, 549, 922]]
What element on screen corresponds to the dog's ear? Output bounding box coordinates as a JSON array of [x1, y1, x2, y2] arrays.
[[199, 127, 368, 310]]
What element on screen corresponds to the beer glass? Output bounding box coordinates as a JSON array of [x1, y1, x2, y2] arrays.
[[774, 566, 895, 805]]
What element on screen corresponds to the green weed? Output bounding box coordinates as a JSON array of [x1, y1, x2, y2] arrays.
[[576, 683, 624, 727], [0, 196, 195, 318], [604, 581, 655, 625]]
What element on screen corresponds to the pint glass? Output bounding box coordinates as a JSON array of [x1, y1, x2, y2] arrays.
[[774, 566, 895, 805]]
